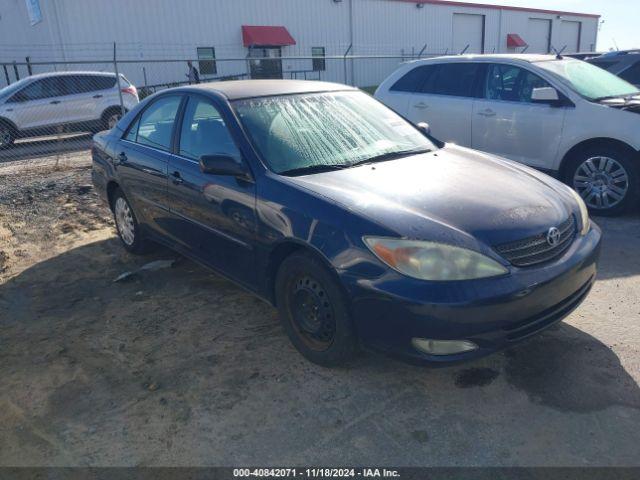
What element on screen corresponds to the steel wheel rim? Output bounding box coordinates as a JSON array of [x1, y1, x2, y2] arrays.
[[290, 275, 336, 350], [0, 126, 10, 147], [573, 156, 629, 210], [107, 113, 121, 129], [114, 197, 135, 246]]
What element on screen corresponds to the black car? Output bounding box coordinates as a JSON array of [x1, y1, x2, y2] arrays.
[[92, 80, 601, 367]]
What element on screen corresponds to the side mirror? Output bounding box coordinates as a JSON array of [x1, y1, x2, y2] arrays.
[[199, 154, 251, 180], [416, 122, 431, 136], [531, 87, 560, 104]]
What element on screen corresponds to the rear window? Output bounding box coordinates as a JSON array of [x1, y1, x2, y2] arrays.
[[424, 63, 481, 97], [620, 61, 640, 85], [390, 65, 436, 93]]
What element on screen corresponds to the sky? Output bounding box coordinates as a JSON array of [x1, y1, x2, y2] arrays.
[[460, 0, 636, 51]]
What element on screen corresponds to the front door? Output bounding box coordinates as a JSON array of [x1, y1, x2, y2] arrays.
[[8, 76, 68, 132], [166, 94, 257, 286], [248, 47, 283, 79], [472, 64, 566, 169]]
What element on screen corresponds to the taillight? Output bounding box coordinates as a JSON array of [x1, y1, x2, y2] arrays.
[[121, 85, 137, 97]]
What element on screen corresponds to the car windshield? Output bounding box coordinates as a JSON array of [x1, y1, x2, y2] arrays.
[[233, 91, 435, 175], [537, 58, 640, 100], [0, 78, 29, 100]]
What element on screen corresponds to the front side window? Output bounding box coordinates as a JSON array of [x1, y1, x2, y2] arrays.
[[178, 96, 240, 161], [197, 47, 217, 76], [11, 77, 65, 101], [233, 91, 435, 174], [128, 95, 181, 151], [537, 58, 639, 100], [425, 63, 481, 97], [390, 65, 436, 93], [312, 47, 326, 72], [485, 64, 551, 103]]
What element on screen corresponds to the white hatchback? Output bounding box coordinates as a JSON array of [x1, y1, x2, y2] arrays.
[[0, 71, 139, 148], [375, 54, 640, 215]]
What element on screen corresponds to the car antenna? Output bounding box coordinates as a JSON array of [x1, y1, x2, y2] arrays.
[[551, 45, 567, 60]]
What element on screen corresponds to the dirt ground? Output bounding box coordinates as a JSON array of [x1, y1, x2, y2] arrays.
[[1, 153, 639, 467]]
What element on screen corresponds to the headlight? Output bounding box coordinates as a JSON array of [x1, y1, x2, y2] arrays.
[[568, 188, 590, 235], [363, 237, 508, 281]]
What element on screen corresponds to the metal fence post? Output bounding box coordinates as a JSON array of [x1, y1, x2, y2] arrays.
[[343, 44, 352, 85], [2, 64, 9, 85], [113, 42, 125, 117], [12, 61, 19, 81], [26, 56, 32, 76]]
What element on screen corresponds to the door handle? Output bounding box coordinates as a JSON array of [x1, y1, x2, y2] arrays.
[[116, 152, 128, 165], [413, 102, 429, 110], [477, 109, 496, 117], [93, 94, 103, 98], [171, 171, 184, 185], [50, 100, 61, 105]]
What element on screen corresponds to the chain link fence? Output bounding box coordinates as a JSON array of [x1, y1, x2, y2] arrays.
[[0, 46, 454, 169]]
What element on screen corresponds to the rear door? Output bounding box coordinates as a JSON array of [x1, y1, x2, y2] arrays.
[[116, 94, 183, 234], [166, 94, 257, 285], [7, 76, 67, 131], [472, 63, 567, 169], [61, 75, 116, 123], [406, 62, 481, 146]]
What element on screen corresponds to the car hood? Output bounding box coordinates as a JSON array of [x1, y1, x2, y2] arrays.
[[284, 145, 575, 250]]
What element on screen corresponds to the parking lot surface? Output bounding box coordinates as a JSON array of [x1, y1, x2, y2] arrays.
[[0, 151, 639, 466]]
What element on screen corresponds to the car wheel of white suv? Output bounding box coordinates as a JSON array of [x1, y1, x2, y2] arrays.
[[566, 145, 639, 216], [0, 122, 16, 149]]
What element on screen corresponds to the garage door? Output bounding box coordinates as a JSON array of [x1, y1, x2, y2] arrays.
[[527, 18, 551, 53], [452, 13, 484, 54], [559, 20, 581, 53]]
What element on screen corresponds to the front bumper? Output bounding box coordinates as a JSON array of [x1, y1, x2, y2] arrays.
[[341, 223, 602, 365]]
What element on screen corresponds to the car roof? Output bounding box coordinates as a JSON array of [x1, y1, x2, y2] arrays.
[[17, 71, 118, 82], [176, 79, 358, 100], [408, 54, 563, 64]]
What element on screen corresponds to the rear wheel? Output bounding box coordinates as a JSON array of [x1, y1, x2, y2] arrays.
[[101, 108, 125, 131], [565, 145, 639, 216], [111, 189, 153, 254], [275, 252, 358, 367], [0, 122, 16, 149]]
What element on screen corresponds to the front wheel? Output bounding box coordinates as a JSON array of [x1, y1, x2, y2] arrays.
[[565, 146, 639, 216], [275, 252, 358, 367], [0, 122, 16, 149]]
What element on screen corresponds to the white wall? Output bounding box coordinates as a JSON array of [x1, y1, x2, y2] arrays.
[[0, 0, 600, 89]]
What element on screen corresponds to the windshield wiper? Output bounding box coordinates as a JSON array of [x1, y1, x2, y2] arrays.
[[279, 163, 347, 176], [594, 93, 640, 102], [348, 148, 432, 168]]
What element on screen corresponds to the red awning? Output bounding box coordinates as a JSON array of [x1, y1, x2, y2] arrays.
[[507, 33, 527, 48], [242, 26, 296, 47]]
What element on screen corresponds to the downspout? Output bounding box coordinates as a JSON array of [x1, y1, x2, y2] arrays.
[[497, 8, 503, 53], [349, 0, 354, 85], [50, 0, 67, 63]]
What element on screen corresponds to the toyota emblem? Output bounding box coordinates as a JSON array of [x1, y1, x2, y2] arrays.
[[546, 227, 561, 247]]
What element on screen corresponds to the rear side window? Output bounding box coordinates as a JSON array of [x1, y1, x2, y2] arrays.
[[425, 63, 481, 97], [63, 75, 116, 95], [620, 61, 640, 85], [484, 64, 551, 103], [390, 65, 436, 93], [126, 95, 182, 151]]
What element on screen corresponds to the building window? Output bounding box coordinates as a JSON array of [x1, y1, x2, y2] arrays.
[[312, 47, 326, 71], [197, 47, 217, 76]]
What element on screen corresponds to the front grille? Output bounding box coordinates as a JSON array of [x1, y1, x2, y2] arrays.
[[494, 216, 576, 267]]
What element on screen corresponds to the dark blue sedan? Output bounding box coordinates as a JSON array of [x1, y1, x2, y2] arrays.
[[92, 80, 601, 367]]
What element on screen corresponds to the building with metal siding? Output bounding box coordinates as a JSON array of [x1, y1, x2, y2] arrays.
[[0, 0, 599, 89]]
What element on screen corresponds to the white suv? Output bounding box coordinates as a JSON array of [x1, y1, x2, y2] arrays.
[[375, 54, 640, 215], [0, 71, 139, 148]]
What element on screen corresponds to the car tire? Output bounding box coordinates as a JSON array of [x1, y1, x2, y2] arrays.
[[275, 251, 358, 367], [0, 121, 16, 149], [111, 188, 153, 254], [101, 107, 126, 131], [564, 144, 639, 216]]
